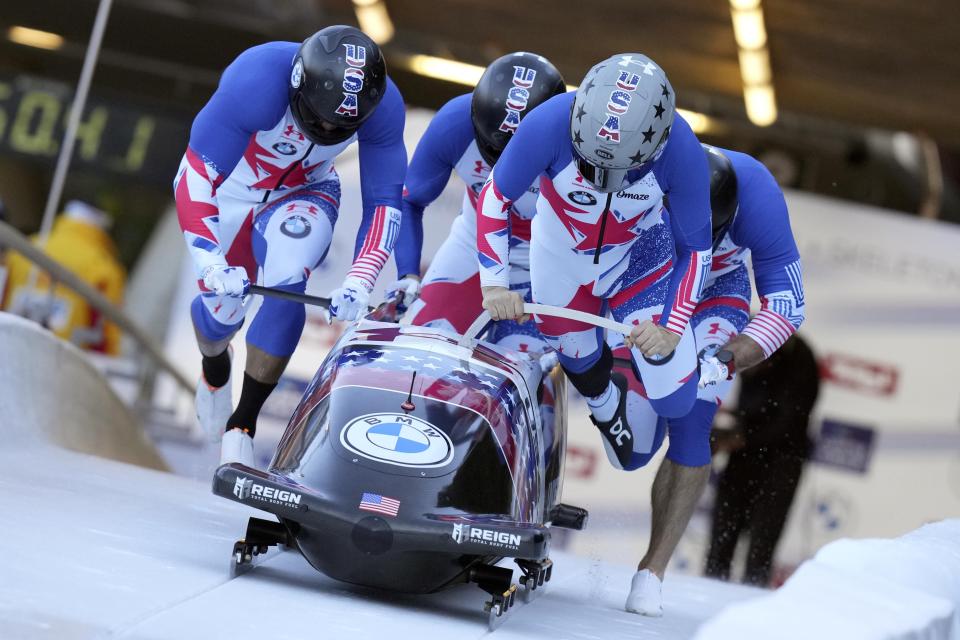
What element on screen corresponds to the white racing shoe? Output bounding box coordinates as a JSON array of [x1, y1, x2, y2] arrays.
[[625, 569, 663, 617], [195, 352, 233, 443], [220, 428, 255, 468]]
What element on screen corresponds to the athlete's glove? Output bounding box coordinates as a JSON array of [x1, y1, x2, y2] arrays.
[[201, 264, 250, 299], [327, 276, 370, 322], [698, 355, 730, 388], [386, 275, 421, 311]]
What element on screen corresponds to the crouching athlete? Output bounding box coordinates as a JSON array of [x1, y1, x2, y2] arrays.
[[395, 52, 565, 353], [475, 54, 713, 470], [615, 144, 807, 616], [173, 26, 406, 467]]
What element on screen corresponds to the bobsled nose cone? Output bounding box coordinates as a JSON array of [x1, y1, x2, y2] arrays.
[[350, 516, 395, 555]]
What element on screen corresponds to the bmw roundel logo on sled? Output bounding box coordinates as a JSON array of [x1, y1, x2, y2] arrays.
[[341, 413, 454, 468]]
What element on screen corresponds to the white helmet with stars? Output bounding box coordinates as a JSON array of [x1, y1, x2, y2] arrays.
[[570, 53, 676, 192]]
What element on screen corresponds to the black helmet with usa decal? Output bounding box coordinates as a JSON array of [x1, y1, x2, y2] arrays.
[[471, 52, 566, 166], [289, 26, 387, 145]]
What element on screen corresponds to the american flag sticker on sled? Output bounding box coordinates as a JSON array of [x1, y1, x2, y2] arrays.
[[359, 492, 400, 517]]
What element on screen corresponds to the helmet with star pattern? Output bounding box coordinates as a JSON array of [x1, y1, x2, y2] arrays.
[[570, 53, 676, 192]]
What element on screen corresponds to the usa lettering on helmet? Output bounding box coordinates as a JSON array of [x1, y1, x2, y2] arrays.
[[344, 43, 366, 67], [607, 90, 632, 115], [498, 66, 538, 133], [343, 67, 365, 93], [512, 65, 537, 88], [616, 71, 641, 91], [597, 114, 621, 143], [336, 43, 367, 118], [596, 71, 642, 143], [336, 93, 359, 117]]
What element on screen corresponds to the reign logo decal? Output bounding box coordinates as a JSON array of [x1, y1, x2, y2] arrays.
[[232, 475, 302, 507], [450, 523, 521, 550], [233, 476, 251, 499], [341, 413, 454, 468]]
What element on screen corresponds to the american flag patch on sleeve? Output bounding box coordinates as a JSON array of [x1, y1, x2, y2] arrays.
[[359, 492, 401, 517]]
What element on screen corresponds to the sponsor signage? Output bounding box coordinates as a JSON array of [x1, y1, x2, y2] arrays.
[[341, 412, 454, 468], [451, 523, 521, 551], [233, 476, 303, 508]]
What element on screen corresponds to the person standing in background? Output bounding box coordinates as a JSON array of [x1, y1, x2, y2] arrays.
[[704, 333, 820, 586], [3, 200, 126, 355]]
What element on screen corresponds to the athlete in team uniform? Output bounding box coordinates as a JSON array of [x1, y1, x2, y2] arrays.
[[475, 54, 713, 469], [173, 26, 406, 467], [620, 144, 807, 616], [396, 52, 565, 352]]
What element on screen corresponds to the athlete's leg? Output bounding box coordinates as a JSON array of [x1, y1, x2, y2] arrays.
[[609, 278, 698, 419], [191, 215, 257, 442], [637, 401, 715, 575], [227, 181, 339, 438], [628, 269, 753, 611]]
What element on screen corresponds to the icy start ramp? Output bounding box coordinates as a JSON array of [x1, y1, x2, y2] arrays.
[[3, 311, 957, 639], [0, 310, 766, 639], [0, 438, 762, 639]]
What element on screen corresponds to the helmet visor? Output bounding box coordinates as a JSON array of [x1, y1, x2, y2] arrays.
[[475, 137, 504, 167], [291, 93, 359, 145], [573, 152, 629, 193]]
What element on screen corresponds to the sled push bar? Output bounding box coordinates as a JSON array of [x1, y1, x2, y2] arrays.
[[250, 285, 632, 342], [461, 304, 634, 345], [250, 284, 334, 309]]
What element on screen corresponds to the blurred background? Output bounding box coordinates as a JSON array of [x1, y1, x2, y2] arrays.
[[1, 0, 958, 589]]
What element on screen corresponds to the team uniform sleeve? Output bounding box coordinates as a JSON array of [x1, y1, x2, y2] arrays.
[[395, 94, 474, 277], [730, 153, 806, 357], [349, 78, 407, 291], [476, 95, 568, 288], [654, 116, 713, 336], [173, 44, 289, 277]]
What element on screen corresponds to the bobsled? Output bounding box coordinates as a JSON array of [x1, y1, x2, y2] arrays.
[[212, 303, 592, 627]]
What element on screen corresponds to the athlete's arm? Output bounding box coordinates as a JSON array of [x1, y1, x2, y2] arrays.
[[654, 116, 713, 338], [173, 44, 290, 277], [476, 94, 569, 289], [349, 78, 407, 291], [730, 152, 805, 361], [396, 94, 474, 278]]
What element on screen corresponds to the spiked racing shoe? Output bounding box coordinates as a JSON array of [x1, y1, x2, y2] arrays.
[[195, 350, 233, 443], [220, 428, 255, 468], [589, 372, 634, 470]]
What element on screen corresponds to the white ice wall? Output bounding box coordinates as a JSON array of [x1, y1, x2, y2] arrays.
[[0, 311, 166, 470], [695, 519, 960, 640]]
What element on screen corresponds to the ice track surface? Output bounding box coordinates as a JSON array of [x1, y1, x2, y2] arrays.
[[0, 312, 766, 639], [0, 441, 766, 639]]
